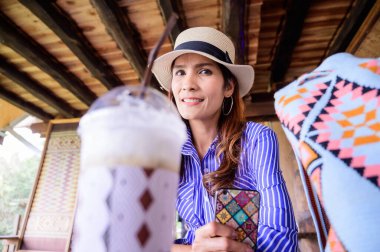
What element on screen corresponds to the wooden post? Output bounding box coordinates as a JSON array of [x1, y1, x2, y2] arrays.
[[259, 120, 319, 251], [222, 0, 248, 64]]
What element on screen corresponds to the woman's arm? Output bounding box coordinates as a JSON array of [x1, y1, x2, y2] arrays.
[[251, 128, 298, 251], [171, 244, 192, 252]]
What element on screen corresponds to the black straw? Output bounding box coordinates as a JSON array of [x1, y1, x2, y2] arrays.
[[140, 13, 178, 98]]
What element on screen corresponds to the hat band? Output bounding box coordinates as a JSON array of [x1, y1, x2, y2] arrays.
[[175, 41, 233, 64]]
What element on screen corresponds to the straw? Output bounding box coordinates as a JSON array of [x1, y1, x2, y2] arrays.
[[140, 13, 179, 98]]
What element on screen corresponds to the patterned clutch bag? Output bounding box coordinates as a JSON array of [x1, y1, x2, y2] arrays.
[[215, 188, 260, 250]]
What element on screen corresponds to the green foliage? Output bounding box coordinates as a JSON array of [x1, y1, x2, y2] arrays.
[[0, 153, 39, 235]]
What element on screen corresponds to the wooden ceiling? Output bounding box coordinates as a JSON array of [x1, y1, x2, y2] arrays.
[[0, 0, 379, 125]]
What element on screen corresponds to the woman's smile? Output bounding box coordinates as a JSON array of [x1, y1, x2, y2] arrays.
[[181, 97, 205, 105]]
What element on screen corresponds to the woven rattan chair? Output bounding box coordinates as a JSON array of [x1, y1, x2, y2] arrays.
[[1, 119, 81, 252]]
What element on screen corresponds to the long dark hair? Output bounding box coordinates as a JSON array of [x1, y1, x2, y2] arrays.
[[202, 63, 246, 195]]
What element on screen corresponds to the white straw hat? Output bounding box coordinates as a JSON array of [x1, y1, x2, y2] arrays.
[[152, 27, 255, 97]]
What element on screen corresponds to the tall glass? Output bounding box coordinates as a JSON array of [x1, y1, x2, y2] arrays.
[[73, 86, 186, 252]]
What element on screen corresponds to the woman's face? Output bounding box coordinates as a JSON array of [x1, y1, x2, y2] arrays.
[[171, 53, 234, 123]]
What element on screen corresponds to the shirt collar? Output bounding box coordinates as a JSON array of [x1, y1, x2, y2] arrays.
[[181, 127, 195, 155]]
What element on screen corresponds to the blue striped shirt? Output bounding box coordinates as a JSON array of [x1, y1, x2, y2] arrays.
[[176, 121, 298, 251]]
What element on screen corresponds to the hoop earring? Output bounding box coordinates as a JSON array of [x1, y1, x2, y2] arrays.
[[222, 96, 233, 116]]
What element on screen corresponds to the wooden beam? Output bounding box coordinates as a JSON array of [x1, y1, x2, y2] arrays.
[[0, 11, 96, 106], [327, 0, 377, 56], [20, 0, 124, 90], [0, 87, 54, 121], [157, 0, 187, 43], [91, 0, 147, 79], [271, 0, 312, 84], [222, 0, 248, 64], [91, 0, 164, 91], [0, 56, 80, 118], [30, 122, 48, 137]]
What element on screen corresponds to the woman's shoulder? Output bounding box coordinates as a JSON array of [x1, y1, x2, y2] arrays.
[[244, 121, 274, 137], [242, 121, 278, 147]]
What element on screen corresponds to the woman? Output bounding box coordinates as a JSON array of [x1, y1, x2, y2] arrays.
[[152, 27, 298, 252]]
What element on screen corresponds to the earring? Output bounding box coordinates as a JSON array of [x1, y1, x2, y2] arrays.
[[222, 96, 233, 116]]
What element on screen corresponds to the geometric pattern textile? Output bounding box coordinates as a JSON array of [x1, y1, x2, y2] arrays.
[[274, 53, 380, 252], [73, 166, 179, 252], [215, 189, 260, 251], [21, 121, 81, 251]]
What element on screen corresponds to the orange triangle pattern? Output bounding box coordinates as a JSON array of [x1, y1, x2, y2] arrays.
[[359, 60, 380, 75]]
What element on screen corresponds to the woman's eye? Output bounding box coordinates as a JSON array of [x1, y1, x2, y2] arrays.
[[199, 69, 212, 75], [174, 69, 185, 76]]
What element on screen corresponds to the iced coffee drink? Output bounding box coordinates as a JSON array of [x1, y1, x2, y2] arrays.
[[73, 86, 186, 252]]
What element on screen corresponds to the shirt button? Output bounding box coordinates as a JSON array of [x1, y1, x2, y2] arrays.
[[184, 223, 190, 230], [204, 167, 209, 173]]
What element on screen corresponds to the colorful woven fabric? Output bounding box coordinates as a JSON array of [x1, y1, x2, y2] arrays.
[[274, 53, 380, 252], [22, 124, 80, 250]]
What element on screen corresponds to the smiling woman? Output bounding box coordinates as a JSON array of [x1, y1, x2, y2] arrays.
[[152, 27, 298, 252]]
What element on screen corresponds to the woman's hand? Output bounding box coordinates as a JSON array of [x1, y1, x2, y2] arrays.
[[192, 221, 253, 252]]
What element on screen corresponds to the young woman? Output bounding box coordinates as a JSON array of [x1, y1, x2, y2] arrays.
[[153, 27, 298, 252]]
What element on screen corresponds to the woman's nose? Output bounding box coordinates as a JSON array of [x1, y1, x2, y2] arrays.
[[181, 73, 197, 91]]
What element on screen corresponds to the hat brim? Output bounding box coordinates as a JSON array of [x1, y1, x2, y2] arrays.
[[152, 49, 255, 97]]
